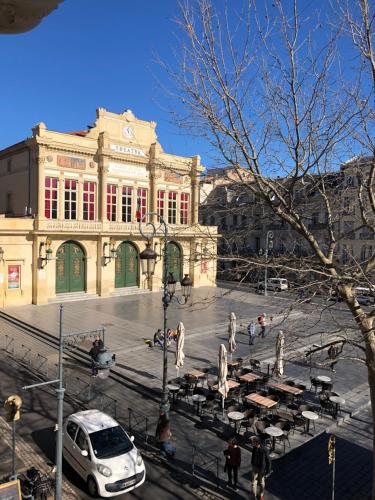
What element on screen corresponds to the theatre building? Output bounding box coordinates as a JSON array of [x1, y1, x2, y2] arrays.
[[0, 108, 218, 307]]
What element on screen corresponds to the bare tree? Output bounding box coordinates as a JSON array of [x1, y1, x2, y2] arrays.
[[162, 0, 375, 494]]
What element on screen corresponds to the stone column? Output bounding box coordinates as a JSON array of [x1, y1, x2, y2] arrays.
[[58, 173, 65, 220], [98, 132, 109, 222], [149, 143, 157, 223], [77, 177, 83, 220], [191, 155, 201, 225]]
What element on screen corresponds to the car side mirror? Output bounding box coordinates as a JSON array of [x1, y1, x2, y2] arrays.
[[81, 449, 88, 457], [130, 435, 135, 442]]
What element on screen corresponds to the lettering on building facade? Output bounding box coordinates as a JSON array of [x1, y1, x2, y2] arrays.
[[57, 155, 86, 170], [110, 144, 146, 157], [108, 162, 149, 179]]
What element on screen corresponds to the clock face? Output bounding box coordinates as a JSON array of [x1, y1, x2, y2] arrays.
[[122, 126, 134, 139]]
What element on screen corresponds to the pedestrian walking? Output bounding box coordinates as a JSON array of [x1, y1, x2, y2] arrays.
[[257, 313, 266, 338], [250, 436, 271, 500], [223, 438, 241, 490], [328, 344, 339, 372], [248, 321, 256, 345]]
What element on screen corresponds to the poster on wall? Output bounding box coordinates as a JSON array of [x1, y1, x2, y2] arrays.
[[8, 265, 20, 289], [201, 260, 209, 273]]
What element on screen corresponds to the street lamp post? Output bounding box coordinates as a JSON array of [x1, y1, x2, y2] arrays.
[[263, 231, 274, 297], [22, 305, 115, 500], [139, 212, 192, 414]]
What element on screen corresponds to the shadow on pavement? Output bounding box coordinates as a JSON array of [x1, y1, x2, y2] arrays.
[[267, 433, 372, 500]]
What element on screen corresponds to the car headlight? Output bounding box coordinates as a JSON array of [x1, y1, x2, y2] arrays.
[[97, 464, 112, 477], [136, 450, 143, 466]]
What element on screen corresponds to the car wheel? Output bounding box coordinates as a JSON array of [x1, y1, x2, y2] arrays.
[[276, 287, 281, 292], [87, 476, 99, 498]]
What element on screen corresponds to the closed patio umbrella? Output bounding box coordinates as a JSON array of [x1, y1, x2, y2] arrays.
[[175, 322, 185, 376], [275, 330, 285, 377], [228, 312, 237, 360], [218, 343, 229, 413]]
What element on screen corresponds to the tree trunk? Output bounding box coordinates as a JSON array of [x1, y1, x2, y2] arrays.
[[362, 317, 375, 500]]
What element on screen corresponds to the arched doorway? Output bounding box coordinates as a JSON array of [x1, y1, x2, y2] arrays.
[[167, 242, 182, 282], [115, 241, 139, 288], [56, 241, 86, 294]]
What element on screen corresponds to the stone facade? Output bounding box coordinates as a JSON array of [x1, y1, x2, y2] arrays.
[[0, 108, 218, 307]]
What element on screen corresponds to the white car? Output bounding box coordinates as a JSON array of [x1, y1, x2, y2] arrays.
[[257, 278, 288, 292], [63, 409, 146, 498]]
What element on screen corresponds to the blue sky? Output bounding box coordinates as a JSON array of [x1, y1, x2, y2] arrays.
[[0, 1, 207, 160]]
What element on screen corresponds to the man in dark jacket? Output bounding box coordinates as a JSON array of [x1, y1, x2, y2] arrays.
[[251, 437, 270, 499], [224, 438, 241, 490]]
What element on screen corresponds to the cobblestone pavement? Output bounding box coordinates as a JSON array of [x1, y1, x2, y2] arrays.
[[1, 286, 372, 498]]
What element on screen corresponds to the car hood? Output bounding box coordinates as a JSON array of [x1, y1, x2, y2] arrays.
[[96, 447, 143, 475]]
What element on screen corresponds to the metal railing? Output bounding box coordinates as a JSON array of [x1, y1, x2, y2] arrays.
[[94, 393, 117, 419], [127, 408, 153, 443], [192, 445, 221, 489]]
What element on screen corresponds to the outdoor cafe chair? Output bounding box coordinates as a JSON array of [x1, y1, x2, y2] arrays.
[[309, 376, 322, 394], [284, 380, 295, 386], [207, 379, 217, 393], [276, 410, 295, 426], [256, 390, 269, 397], [294, 384, 307, 402], [292, 412, 306, 434], [298, 404, 313, 413], [319, 397, 334, 417], [267, 394, 280, 412], [321, 381, 333, 392], [275, 421, 291, 453], [250, 359, 261, 370], [255, 420, 271, 445]]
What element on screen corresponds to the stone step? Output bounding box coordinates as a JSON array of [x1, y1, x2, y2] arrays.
[[111, 287, 150, 297], [48, 292, 99, 303]]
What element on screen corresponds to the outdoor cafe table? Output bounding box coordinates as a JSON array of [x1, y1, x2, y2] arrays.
[[228, 411, 245, 434], [265, 426, 284, 457], [245, 393, 277, 409], [302, 410, 319, 435], [269, 382, 303, 396], [188, 369, 206, 379], [240, 372, 262, 390], [212, 379, 240, 391], [191, 394, 206, 415], [316, 375, 331, 383], [329, 395, 345, 419], [166, 384, 180, 404]]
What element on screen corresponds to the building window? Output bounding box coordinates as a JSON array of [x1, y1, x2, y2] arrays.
[[136, 188, 148, 221], [45, 177, 58, 219], [157, 190, 165, 219], [64, 180, 77, 220], [122, 186, 133, 222], [107, 184, 117, 221], [180, 193, 189, 224], [83, 181, 96, 221], [168, 191, 177, 224]]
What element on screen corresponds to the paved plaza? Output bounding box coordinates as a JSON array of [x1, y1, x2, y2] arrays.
[[0, 286, 372, 498]]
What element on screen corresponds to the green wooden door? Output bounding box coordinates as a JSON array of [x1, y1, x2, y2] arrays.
[[115, 242, 139, 288], [56, 242, 85, 294], [167, 242, 182, 282]]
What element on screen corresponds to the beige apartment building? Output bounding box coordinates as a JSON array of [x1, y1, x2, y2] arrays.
[[200, 159, 375, 280], [0, 108, 218, 307]]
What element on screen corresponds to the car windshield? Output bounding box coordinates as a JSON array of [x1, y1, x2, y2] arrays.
[[89, 425, 133, 459]]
